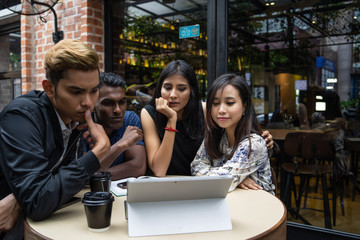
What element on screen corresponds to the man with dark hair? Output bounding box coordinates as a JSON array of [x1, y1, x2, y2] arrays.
[[0, 39, 110, 238], [90, 72, 146, 179]]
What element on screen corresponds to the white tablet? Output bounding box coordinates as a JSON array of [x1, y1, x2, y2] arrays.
[[126, 175, 233, 237]]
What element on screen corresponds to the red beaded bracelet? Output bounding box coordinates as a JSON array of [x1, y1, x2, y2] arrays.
[[164, 126, 179, 132]]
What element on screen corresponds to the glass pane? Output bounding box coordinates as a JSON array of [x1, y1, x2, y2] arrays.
[[111, 0, 208, 112], [0, 0, 20, 10], [0, 31, 21, 73], [0, 79, 12, 111], [228, 0, 360, 127], [13, 78, 21, 98], [228, 0, 360, 235]]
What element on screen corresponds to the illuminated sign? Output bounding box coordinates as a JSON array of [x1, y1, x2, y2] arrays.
[[315, 102, 326, 111], [295, 80, 307, 90], [179, 24, 200, 39], [327, 78, 337, 83], [316, 56, 335, 72]]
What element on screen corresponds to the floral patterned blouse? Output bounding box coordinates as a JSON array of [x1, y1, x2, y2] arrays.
[[191, 133, 275, 194]]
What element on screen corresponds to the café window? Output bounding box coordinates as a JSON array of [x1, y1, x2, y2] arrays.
[[352, 40, 360, 99], [0, 5, 21, 111], [227, 0, 359, 125], [0, 31, 21, 111], [0, 77, 21, 110], [226, 0, 360, 236], [0, 32, 21, 73], [107, 0, 208, 113]]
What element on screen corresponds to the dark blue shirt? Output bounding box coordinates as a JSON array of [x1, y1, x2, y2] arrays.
[[87, 111, 144, 167]]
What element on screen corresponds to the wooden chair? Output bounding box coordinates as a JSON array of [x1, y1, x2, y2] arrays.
[[281, 132, 334, 229], [271, 167, 278, 194], [344, 138, 360, 201]]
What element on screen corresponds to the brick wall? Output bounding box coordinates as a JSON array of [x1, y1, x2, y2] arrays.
[[21, 0, 104, 94]]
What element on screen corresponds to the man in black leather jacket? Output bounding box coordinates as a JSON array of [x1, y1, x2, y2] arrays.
[[0, 39, 110, 239]]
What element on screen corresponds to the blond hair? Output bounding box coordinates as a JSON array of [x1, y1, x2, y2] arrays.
[[44, 39, 99, 87]]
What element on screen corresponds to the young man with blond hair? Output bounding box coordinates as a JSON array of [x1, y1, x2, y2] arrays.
[[0, 39, 110, 238]]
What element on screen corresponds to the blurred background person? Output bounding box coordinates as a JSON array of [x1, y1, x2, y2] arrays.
[[297, 103, 310, 130]]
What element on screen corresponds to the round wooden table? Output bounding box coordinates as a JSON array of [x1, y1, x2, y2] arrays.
[[25, 188, 286, 240]]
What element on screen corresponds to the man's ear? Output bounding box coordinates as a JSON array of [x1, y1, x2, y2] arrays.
[[42, 80, 55, 98]]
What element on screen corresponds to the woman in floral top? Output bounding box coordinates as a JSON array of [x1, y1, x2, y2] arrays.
[[191, 74, 275, 194]]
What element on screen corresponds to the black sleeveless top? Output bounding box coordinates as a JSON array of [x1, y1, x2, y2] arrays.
[[144, 104, 204, 175]]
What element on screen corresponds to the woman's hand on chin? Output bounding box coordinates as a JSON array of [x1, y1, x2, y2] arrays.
[[155, 97, 177, 120]]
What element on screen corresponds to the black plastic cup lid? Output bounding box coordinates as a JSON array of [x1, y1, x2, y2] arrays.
[[82, 192, 114, 205], [91, 171, 112, 180]]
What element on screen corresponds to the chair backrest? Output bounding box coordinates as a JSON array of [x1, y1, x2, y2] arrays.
[[303, 133, 335, 160], [284, 132, 304, 159], [270, 167, 277, 194], [266, 122, 285, 129], [284, 132, 335, 163]]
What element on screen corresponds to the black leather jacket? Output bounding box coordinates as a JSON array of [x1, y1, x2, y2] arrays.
[[0, 90, 100, 221]]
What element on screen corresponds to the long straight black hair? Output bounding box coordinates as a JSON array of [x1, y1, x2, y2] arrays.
[[204, 73, 263, 160], [150, 60, 204, 140]]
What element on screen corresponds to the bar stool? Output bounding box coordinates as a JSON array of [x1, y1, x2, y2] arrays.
[[344, 137, 360, 201], [281, 132, 334, 229]]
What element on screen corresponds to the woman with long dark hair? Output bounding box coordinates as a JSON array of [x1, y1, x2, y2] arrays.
[[141, 60, 204, 176], [191, 74, 275, 194]]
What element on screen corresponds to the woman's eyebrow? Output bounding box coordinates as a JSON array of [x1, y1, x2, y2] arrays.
[[224, 96, 236, 100]]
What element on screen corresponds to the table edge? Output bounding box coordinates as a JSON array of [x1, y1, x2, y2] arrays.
[[247, 198, 287, 240], [24, 218, 52, 240]]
